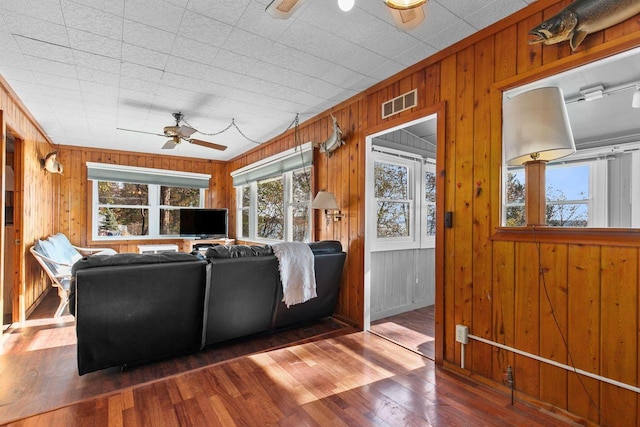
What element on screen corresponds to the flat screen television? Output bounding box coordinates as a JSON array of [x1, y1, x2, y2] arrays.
[[179, 208, 228, 239]]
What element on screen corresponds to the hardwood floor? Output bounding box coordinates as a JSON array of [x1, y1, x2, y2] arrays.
[[1, 293, 577, 426], [370, 306, 435, 360]]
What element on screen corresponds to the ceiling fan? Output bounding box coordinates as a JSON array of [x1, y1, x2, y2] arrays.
[[118, 112, 227, 151]]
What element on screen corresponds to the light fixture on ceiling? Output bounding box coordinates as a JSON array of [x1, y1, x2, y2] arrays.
[[388, 4, 425, 31], [503, 87, 576, 226], [580, 85, 605, 102], [338, 0, 354, 12], [632, 86, 640, 108], [311, 191, 345, 225], [265, 0, 306, 19], [384, 0, 427, 10]]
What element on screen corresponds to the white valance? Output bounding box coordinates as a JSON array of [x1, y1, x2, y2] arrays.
[[231, 142, 312, 187], [86, 162, 211, 189]]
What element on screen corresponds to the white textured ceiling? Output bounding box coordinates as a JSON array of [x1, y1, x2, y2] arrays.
[[0, 0, 536, 160]]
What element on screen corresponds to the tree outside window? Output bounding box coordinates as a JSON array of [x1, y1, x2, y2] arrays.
[[375, 161, 410, 238], [505, 164, 588, 227], [257, 177, 284, 240]]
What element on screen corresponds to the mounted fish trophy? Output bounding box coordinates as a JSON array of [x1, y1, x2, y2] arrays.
[[528, 0, 640, 51], [40, 151, 63, 175], [314, 114, 345, 157]]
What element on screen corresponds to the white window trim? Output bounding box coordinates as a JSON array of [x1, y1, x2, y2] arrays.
[[369, 146, 428, 252], [421, 160, 436, 249], [232, 143, 313, 244], [89, 164, 208, 241]]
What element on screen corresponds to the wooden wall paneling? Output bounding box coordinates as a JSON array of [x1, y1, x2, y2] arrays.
[[471, 35, 495, 378], [567, 244, 601, 422], [491, 240, 516, 385], [440, 52, 457, 363], [453, 46, 475, 368], [599, 246, 638, 426], [513, 242, 540, 398], [348, 100, 364, 326], [490, 23, 518, 385], [604, 9, 640, 42], [539, 0, 573, 65], [516, 12, 543, 74], [538, 243, 568, 409]]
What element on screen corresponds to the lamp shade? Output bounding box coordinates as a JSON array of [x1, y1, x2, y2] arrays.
[[311, 191, 339, 210], [503, 87, 576, 166]]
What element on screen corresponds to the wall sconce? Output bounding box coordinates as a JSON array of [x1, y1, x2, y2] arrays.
[[503, 86, 576, 226], [311, 191, 345, 225]]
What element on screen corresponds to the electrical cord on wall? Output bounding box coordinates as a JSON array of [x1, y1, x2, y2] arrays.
[[534, 238, 609, 427]]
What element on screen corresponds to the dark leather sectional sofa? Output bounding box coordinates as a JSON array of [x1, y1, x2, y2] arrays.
[[69, 241, 346, 375]]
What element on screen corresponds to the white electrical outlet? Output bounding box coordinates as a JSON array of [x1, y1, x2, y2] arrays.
[[455, 324, 468, 344]]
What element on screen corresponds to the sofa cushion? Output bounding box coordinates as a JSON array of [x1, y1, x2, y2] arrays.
[[72, 252, 199, 275], [48, 233, 82, 264], [205, 244, 273, 258], [308, 240, 342, 255]]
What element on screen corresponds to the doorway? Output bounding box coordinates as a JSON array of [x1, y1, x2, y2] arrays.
[[364, 113, 439, 360]]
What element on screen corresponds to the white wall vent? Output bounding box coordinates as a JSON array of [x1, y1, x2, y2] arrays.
[[381, 89, 418, 119]]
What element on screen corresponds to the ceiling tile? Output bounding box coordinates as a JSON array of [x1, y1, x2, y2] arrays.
[[121, 43, 168, 71], [67, 28, 121, 59], [465, 0, 530, 30], [3, 10, 69, 47], [123, 19, 176, 52], [164, 56, 211, 79], [177, 10, 233, 47], [186, 0, 252, 25], [0, 0, 65, 25], [170, 36, 220, 65], [14, 36, 75, 64], [66, 0, 125, 16], [61, 0, 123, 39], [124, 0, 186, 33], [426, 19, 477, 50]]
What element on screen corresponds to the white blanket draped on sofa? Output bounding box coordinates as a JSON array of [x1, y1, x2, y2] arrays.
[[272, 242, 316, 307]]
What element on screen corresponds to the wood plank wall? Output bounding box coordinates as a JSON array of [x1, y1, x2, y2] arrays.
[[4, 0, 640, 423], [56, 145, 228, 254], [226, 1, 640, 424], [0, 77, 59, 322]]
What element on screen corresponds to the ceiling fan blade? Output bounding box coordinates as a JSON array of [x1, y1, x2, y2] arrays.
[[162, 139, 178, 149], [177, 125, 197, 138], [188, 138, 227, 151], [117, 128, 165, 137]]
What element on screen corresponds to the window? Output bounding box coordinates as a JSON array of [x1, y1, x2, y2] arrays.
[[503, 151, 614, 227], [232, 143, 312, 243], [88, 163, 209, 240], [423, 162, 436, 244], [370, 147, 435, 251]]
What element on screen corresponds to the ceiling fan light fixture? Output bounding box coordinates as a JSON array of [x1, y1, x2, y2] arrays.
[[338, 0, 354, 12], [266, 0, 305, 19], [389, 4, 425, 30], [384, 0, 427, 10]]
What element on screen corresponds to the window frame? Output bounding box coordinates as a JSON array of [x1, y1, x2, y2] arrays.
[[236, 166, 311, 244], [370, 146, 435, 252], [89, 164, 208, 241]]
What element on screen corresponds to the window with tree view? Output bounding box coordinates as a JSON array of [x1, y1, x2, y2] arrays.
[[236, 167, 311, 243], [504, 163, 590, 227], [94, 181, 203, 239], [370, 148, 435, 251]]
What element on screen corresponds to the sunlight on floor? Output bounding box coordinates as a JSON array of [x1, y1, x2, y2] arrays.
[[1, 316, 76, 354]]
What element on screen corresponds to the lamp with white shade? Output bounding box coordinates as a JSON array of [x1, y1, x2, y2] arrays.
[[311, 191, 345, 225], [503, 86, 576, 226]]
